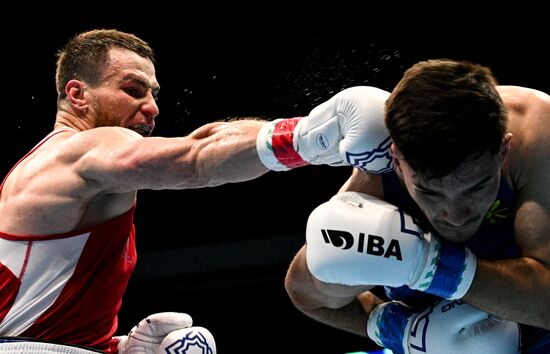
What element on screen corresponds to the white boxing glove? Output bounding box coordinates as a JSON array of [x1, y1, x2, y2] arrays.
[[116, 312, 193, 354], [366, 299, 521, 354], [256, 86, 392, 172], [157, 326, 216, 354], [305, 192, 477, 300]]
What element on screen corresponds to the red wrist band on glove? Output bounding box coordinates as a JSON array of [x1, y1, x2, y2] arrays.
[[271, 117, 308, 168]]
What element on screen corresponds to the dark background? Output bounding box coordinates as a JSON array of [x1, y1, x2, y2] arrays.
[[2, 2, 548, 353]]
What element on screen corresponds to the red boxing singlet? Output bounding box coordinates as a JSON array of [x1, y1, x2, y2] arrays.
[[0, 130, 137, 353]]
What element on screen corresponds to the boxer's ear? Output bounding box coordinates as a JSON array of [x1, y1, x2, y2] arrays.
[[66, 79, 89, 115], [499, 133, 512, 163]]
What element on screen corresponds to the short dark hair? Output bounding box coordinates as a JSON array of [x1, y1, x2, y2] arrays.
[[55, 29, 155, 99], [385, 59, 507, 178]]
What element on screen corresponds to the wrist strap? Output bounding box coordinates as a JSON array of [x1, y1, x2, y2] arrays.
[[411, 235, 477, 299], [272, 117, 307, 168], [367, 302, 415, 354], [256, 118, 308, 170]]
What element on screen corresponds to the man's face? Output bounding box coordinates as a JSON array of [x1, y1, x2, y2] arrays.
[[88, 48, 160, 137], [394, 148, 504, 242]]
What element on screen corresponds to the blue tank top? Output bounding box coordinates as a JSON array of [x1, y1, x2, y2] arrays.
[[380, 170, 520, 307]]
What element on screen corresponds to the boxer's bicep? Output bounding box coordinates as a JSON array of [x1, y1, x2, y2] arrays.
[[514, 194, 550, 266], [513, 101, 550, 264]]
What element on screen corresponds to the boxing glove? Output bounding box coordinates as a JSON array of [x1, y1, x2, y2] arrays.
[[305, 192, 477, 300], [116, 312, 193, 354], [366, 299, 521, 354], [156, 326, 216, 354], [256, 86, 392, 172]]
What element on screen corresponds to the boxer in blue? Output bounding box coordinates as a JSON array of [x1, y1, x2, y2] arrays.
[[285, 59, 550, 353]]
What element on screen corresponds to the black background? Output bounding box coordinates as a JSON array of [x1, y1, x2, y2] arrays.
[[2, 2, 548, 353]]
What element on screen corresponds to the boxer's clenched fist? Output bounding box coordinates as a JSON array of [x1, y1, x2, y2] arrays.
[[116, 312, 193, 354], [256, 86, 392, 172]]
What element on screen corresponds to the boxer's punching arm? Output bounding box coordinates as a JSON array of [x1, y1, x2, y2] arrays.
[[306, 192, 477, 300], [285, 245, 382, 337], [73, 120, 267, 193], [77, 86, 390, 193]]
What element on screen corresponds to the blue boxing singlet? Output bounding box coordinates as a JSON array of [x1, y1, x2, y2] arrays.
[[380, 170, 550, 354]]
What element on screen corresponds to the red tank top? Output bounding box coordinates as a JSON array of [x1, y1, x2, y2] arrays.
[[0, 130, 137, 353]]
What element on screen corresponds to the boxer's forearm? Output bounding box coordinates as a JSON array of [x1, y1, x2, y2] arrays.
[[297, 296, 379, 338], [187, 120, 268, 187], [285, 246, 380, 337], [464, 257, 550, 330]]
